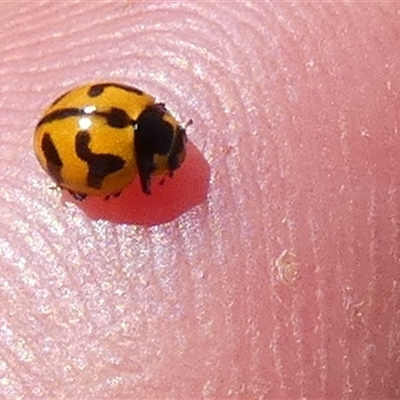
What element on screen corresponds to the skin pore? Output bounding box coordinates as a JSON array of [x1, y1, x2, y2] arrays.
[[0, 2, 399, 398]]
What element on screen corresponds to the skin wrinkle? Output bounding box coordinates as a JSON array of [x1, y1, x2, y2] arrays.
[[0, 1, 400, 398]]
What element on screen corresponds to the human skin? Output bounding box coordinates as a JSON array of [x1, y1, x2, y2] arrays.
[[0, 1, 399, 398]]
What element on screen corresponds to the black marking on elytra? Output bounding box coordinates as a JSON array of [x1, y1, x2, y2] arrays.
[[134, 103, 181, 194], [75, 130, 125, 189], [37, 108, 86, 127], [107, 108, 131, 128], [96, 107, 133, 129], [41, 133, 63, 184], [88, 82, 144, 97], [38, 106, 135, 130]]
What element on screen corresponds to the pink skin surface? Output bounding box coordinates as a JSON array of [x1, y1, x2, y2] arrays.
[[0, 1, 399, 398]]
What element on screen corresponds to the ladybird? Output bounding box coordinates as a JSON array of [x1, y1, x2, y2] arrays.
[[34, 82, 188, 200]]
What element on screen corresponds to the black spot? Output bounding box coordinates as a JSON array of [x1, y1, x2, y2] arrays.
[[88, 84, 105, 97], [37, 108, 86, 127], [88, 82, 144, 97], [134, 104, 179, 194], [75, 130, 125, 189], [41, 133, 63, 184], [105, 107, 131, 128]]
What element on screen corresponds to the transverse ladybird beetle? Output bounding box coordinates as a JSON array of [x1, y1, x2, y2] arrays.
[[34, 82, 188, 200]]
